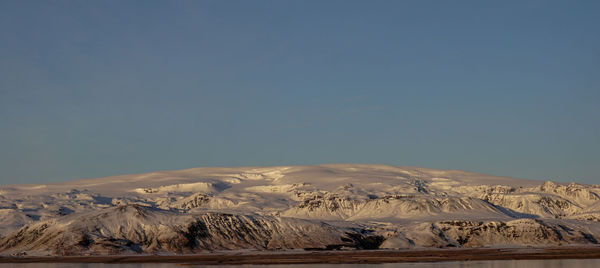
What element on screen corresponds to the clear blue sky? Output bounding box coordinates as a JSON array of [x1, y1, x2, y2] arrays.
[[1, 0, 599, 185]]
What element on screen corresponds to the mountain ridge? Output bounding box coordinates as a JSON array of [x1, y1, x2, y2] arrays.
[[1, 164, 599, 256]]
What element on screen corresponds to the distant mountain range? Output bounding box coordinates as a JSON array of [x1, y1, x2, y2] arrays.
[[1, 164, 599, 256]]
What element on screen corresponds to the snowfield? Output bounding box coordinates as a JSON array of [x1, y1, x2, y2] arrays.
[[1, 164, 599, 255]]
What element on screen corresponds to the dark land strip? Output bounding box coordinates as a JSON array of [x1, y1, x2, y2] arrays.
[[2, 247, 600, 265]]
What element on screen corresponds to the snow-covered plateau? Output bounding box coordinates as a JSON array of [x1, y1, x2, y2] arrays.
[[1, 164, 599, 256]]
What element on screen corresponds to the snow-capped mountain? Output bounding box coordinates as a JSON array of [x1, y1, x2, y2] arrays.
[[1, 164, 599, 255]]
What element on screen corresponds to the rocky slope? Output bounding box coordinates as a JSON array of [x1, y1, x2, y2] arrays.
[[1, 164, 599, 255]]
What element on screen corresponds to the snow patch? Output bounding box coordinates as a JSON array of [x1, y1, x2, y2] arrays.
[[132, 182, 225, 194]]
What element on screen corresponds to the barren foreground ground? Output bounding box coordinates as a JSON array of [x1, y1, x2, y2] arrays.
[[2, 247, 600, 265]]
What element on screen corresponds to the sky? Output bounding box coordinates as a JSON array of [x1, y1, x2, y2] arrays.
[[0, 0, 599, 185]]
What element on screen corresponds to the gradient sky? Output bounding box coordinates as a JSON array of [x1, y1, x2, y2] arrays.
[[1, 0, 599, 185]]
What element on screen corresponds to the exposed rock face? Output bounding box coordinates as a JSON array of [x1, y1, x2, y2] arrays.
[[176, 194, 211, 210], [282, 192, 368, 220], [0, 205, 368, 255], [1, 164, 599, 255], [432, 219, 595, 247], [478, 193, 582, 218]]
